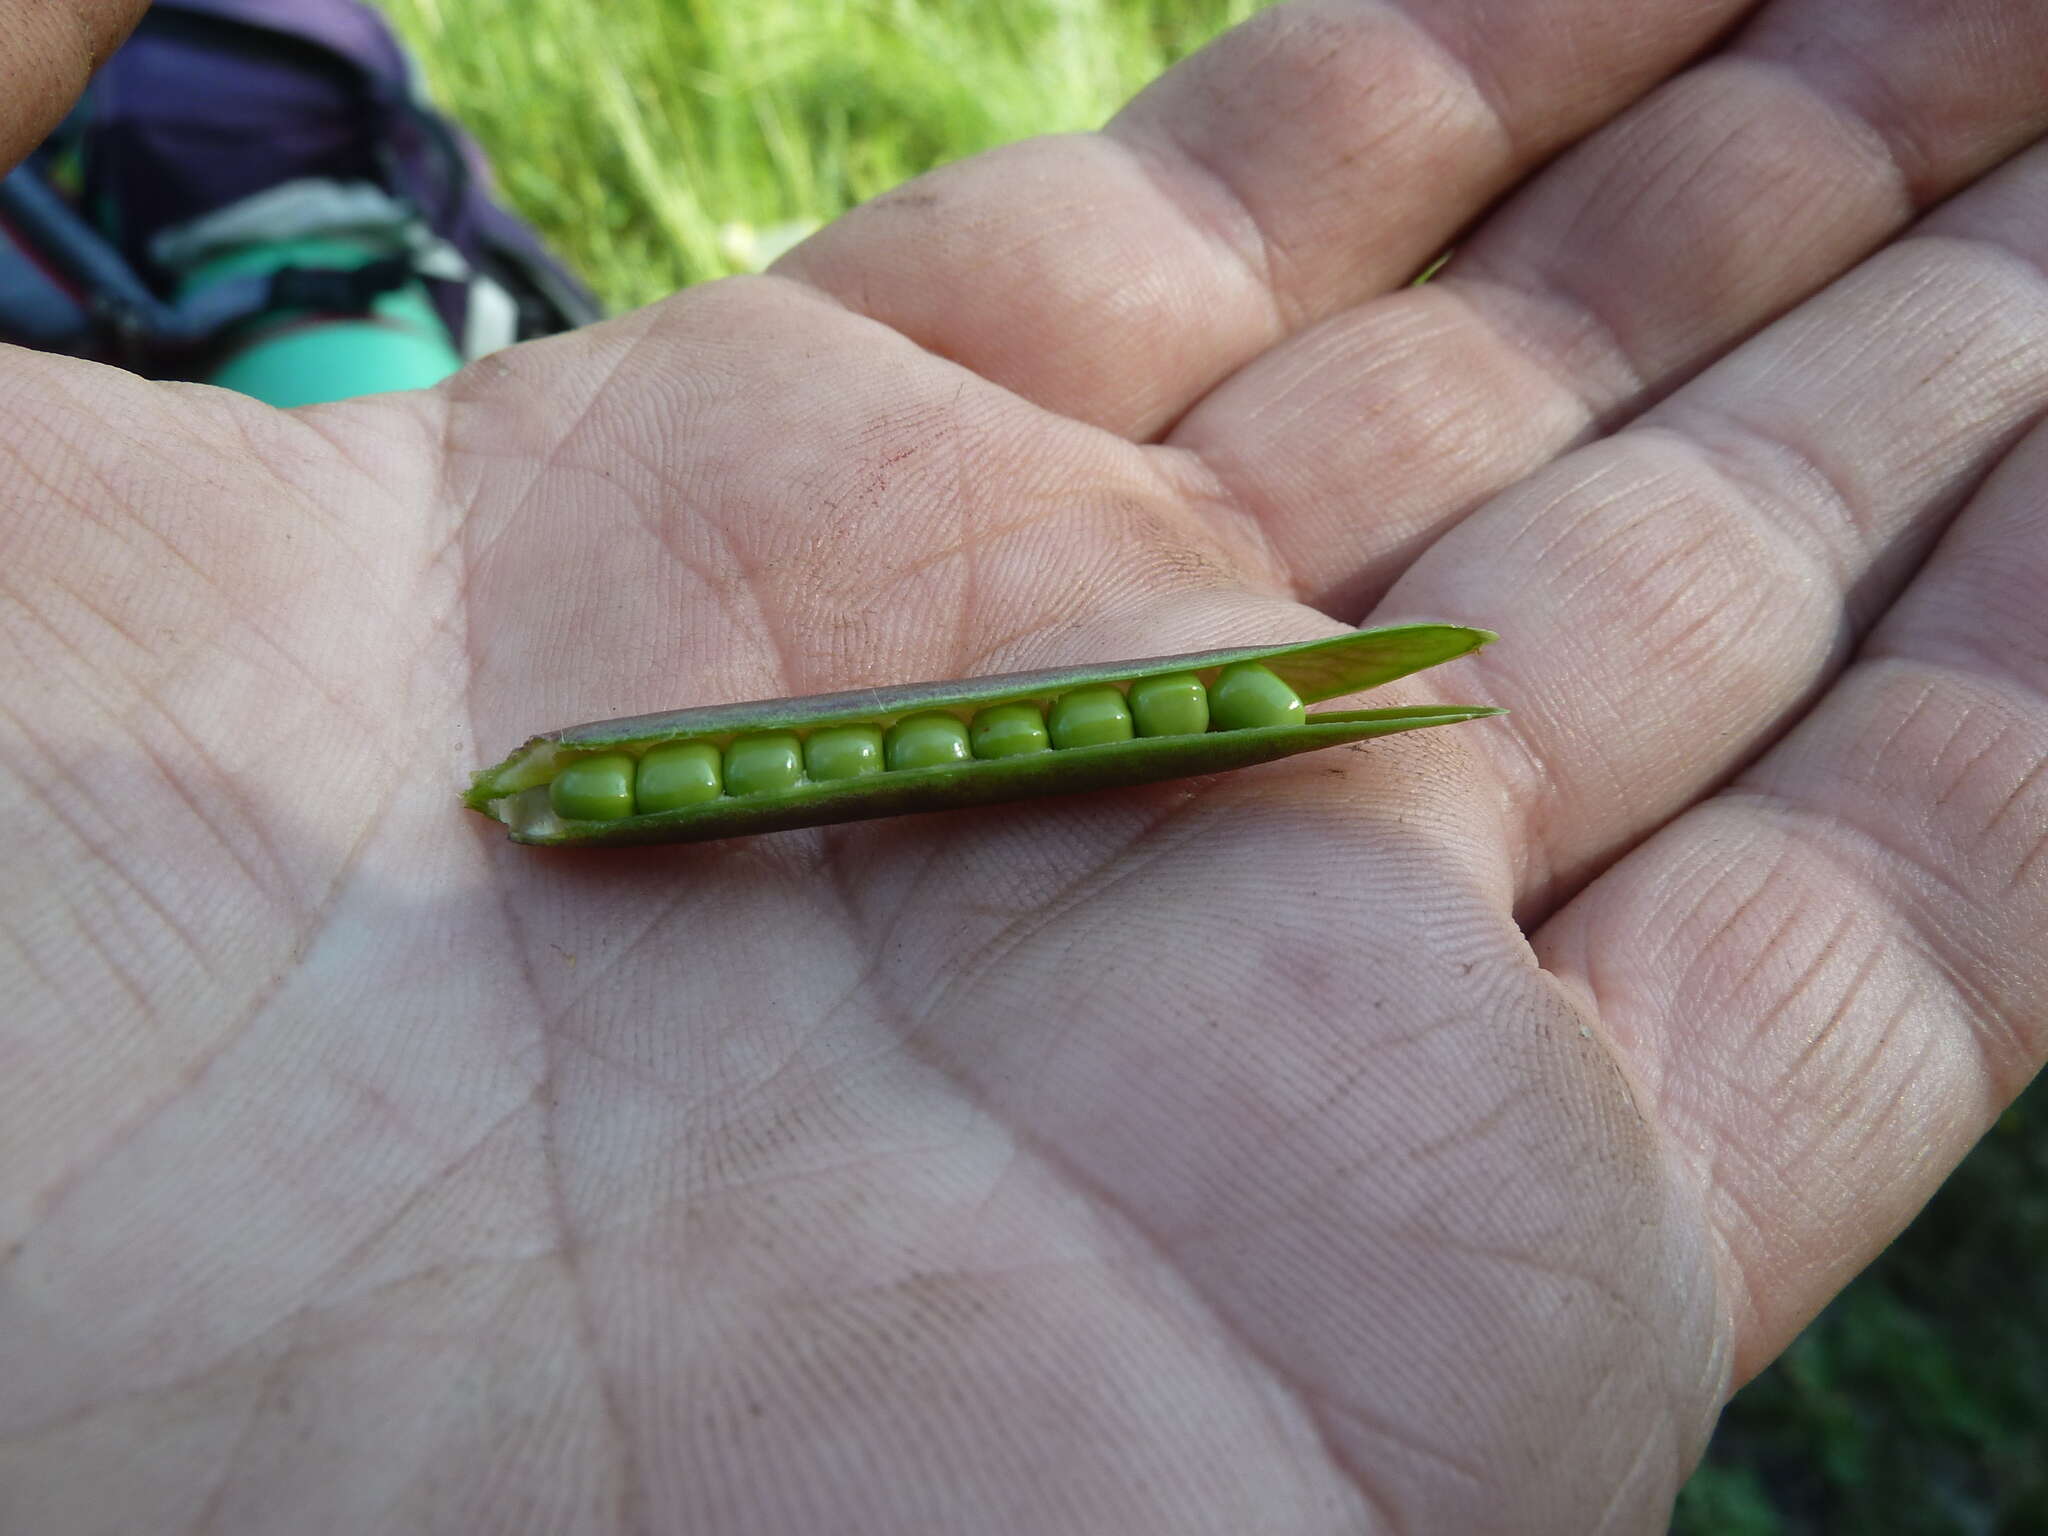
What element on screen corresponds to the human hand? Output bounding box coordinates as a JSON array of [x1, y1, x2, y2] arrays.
[[5, 0, 2046, 1530]]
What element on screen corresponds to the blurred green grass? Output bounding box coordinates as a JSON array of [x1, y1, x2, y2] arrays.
[[368, 1, 2048, 1527], [374, 0, 1264, 307]]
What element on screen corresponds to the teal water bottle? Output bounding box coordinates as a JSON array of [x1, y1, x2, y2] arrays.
[[179, 235, 463, 407]]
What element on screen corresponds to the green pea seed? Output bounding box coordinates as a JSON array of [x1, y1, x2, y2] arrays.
[[886, 711, 972, 771], [1208, 662, 1306, 731], [1128, 672, 1209, 737], [1047, 685, 1133, 749], [634, 741, 723, 813], [970, 702, 1051, 759], [550, 752, 637, 821], [805, 724, 884, 781], [724, 732, 804, 796]]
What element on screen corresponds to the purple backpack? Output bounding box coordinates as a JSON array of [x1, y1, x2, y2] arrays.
[[0, 0, 599, 369]]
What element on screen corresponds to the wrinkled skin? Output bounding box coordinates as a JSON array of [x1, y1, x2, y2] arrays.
[[5, 1, 2047, 1530]]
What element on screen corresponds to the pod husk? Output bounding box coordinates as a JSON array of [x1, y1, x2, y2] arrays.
[[467, 623, 1500, 846]]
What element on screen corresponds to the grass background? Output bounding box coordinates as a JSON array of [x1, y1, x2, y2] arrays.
[[378, 0, 1267, 304], [368, 1, 2048, 1527]]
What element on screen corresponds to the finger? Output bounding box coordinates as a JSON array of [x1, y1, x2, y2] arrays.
[[1169, 0, 2048, 614], [1387, 138, 2048, 917], [0, 0, 147, 169], [1536, 412, 2048, 1378], [775, 0, 1752, 439]]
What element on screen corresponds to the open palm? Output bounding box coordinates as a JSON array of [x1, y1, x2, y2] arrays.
[[6, 1, 2047, 1531]]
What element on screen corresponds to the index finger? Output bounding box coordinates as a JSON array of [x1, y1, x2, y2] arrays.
[[775, 0, 1756, 439]]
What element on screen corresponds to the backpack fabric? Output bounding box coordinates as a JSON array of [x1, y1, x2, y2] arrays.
[[0, 0, 599, 372]]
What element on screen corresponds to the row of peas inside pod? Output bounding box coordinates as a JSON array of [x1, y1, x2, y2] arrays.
[[548, 662, 1307, 821]]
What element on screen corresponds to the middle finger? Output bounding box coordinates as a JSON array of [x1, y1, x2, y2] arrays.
[[1386, 138, 2048, 919], [1166, 0, 2048, 616]]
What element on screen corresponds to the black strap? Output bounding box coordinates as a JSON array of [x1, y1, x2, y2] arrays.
[[265, 254, 412, 314]]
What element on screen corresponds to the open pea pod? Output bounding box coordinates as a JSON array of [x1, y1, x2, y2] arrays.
[[466, 622, 1502, 847]]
